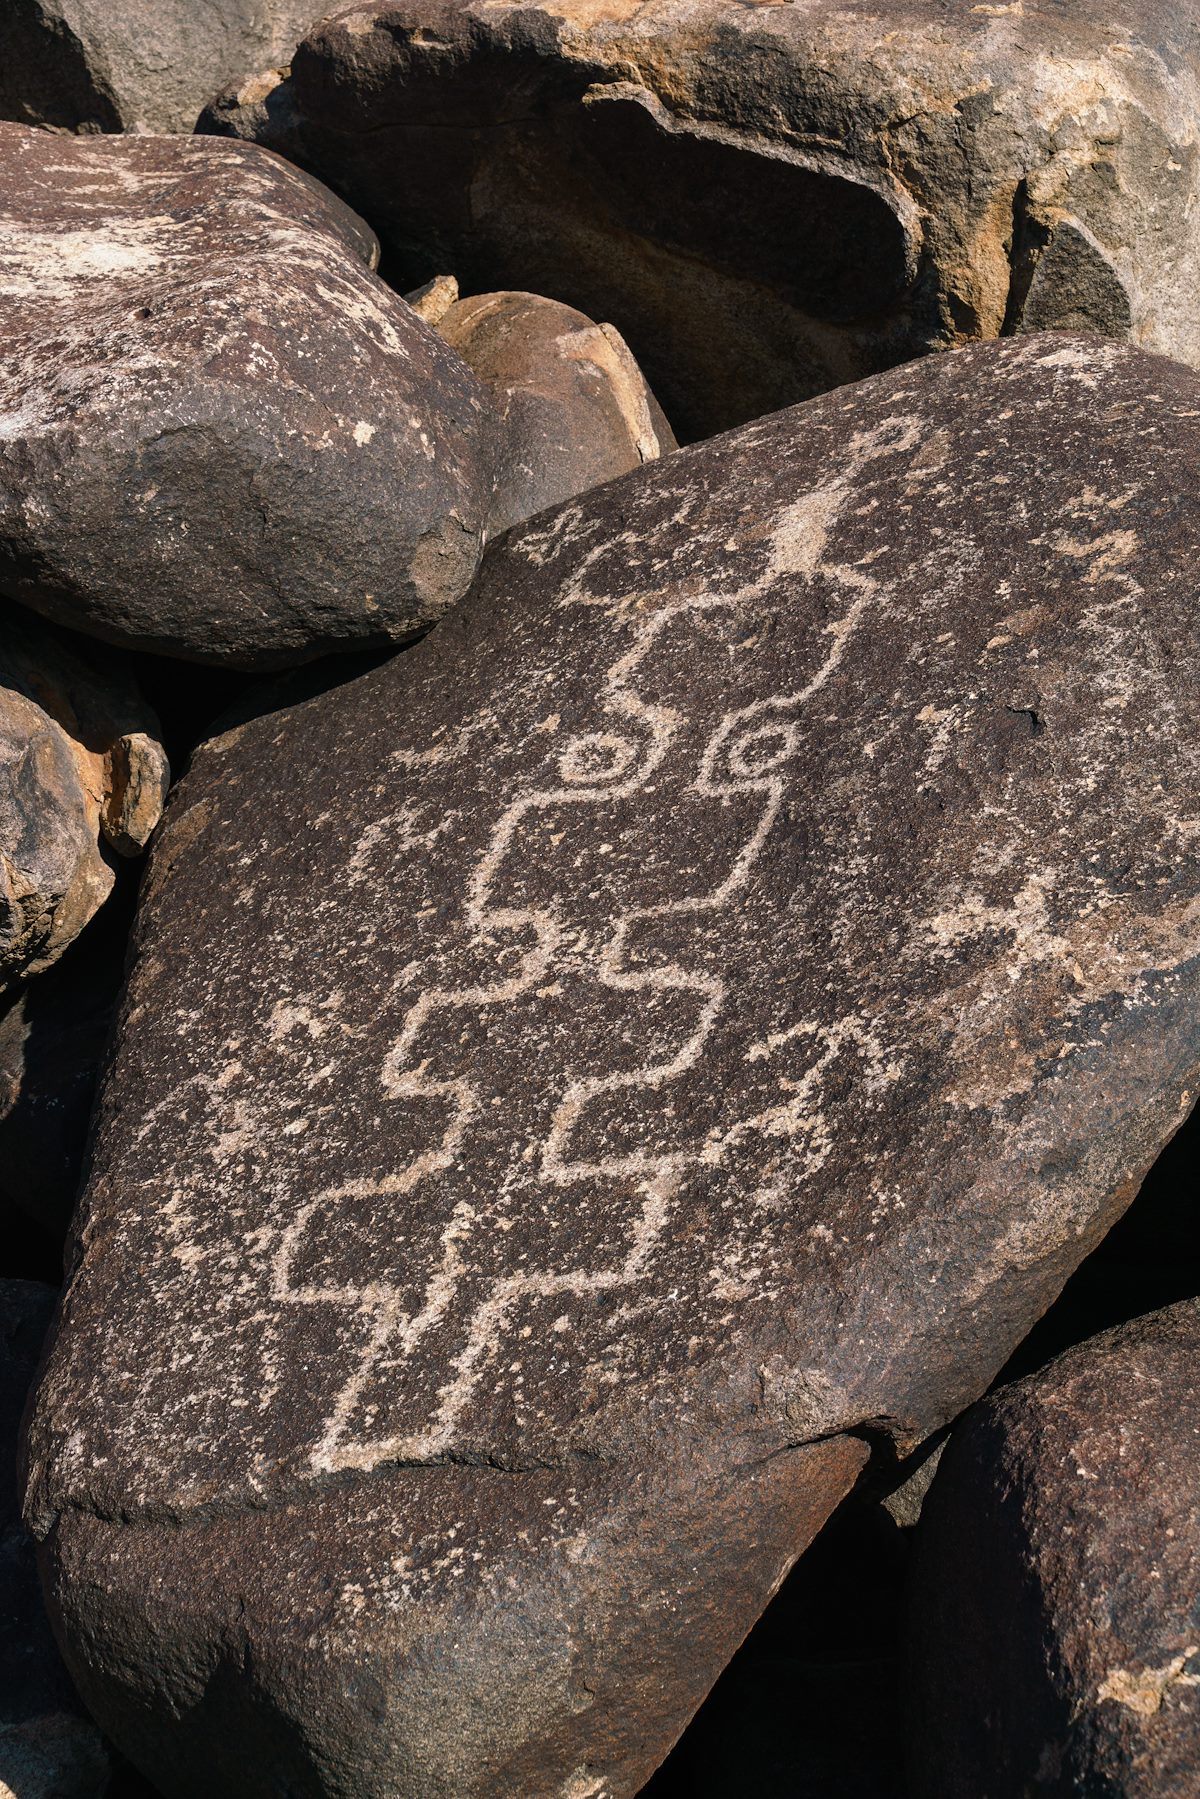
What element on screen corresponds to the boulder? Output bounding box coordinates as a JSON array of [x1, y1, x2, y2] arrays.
[[437, 290, 677, 534], [0, 607, 166, 992], [1, 1280, 109, 1799], [23, 334, 1200, 1796], [199, 0, 1200, 439], [0, 125, 495, 669], [0, 0, 331, 135], [907, 1298, 1200, 1797]]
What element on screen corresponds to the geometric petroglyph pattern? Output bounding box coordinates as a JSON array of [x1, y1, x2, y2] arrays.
[[273, 420, 921, 1474], [37, 335, 1200, 1550]]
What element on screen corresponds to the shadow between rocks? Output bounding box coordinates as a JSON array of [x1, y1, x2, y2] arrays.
[[994, 1094, 1200, 1388], [640, 1497, 910, 1798]]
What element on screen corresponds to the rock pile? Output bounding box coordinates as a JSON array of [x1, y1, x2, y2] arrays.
[[201, 0, 1200, 438], [0, 15, 1198, 1799]]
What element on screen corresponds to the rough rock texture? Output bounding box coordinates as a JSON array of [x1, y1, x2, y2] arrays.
[[0, 0, 331, 135], [199, 0, 1200, 439], [0, 607, 166, 992], [0, 125, 494, 669], [406, 272, 462, 327], [1, 1281, 109, 1799], [24, 334, 1200, 1796], [908, 1299, 1200, 1797], [439, 291, 676, 535]]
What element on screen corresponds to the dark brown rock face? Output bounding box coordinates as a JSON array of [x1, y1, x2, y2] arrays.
[[1, 1281, 109, 1799], [199, 0, 1200, 439], [438, 291, 677, 535], [907, 1298, 1200, 1798], [0, 607, 166, 991], [0, 125, 495, 669], [0, 0, 328, 134], [23, 334, 1200, 1795]]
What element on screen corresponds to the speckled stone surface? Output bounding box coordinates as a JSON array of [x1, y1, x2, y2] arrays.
[[0, 125, 495, 668], [908, 1298, 1200, 1797], [201, 0, 1200, 439], [438, 290, 677, 536], [0, 605, 166, 991], [0, 0, 330, 134], [24, 334, 1200, 1795]]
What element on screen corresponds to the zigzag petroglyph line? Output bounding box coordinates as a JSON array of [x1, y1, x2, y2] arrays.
[[274, 422, 918, 1475]]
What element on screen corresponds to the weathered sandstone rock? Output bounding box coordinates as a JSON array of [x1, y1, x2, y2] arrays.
[[405, 273, 461, 328], [0, 0, 330, 135], [908, 1299, 1200, 1797], [0, 609, 166, 991], [0, 125, 493, 668], [200, 0, 1200, 439], [1, 1281, 109, 1799], [24, 335, 1200, 1795], [438, 290, 676, 534]]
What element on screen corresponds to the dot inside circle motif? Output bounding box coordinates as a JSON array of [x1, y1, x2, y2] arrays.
[[558, 732, 639, 785], [726, 721, 799, 778]]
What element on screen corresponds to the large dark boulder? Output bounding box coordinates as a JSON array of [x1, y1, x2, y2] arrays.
[[201, 0, 1200, 439], [0, 0, 331, 134], [0, 125, 495, 669], [908, 1298, 1200, 1797], [23, 335, 1200, 1795]]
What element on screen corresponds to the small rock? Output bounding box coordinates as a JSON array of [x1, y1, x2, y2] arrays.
[[907, 1298, 1200, 1797], [24, 335, 1200, 1795], [0, 125, 495, 669], [0, 1280, 109, 1799], [405, 274, 460, 327], [0, 0, 331, 134], [879, 1435, 947, 1532], [0, 608, 166, 991], [438, 290, 677, 534], [199, 0, 1200, 438]]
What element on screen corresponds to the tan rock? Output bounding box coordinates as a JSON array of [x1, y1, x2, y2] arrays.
[[438, 290, 677, 533], [0, 608, 167, 990], [405, 273, 460, 327]]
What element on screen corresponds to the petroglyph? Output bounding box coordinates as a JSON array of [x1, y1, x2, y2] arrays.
[[275, 422, 919, 1474]]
